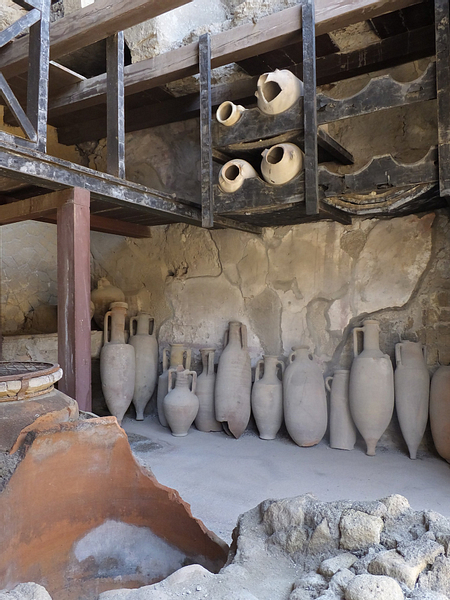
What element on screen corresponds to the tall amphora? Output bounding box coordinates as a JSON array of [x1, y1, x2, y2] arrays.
[[195, 348, 222, 432], [157, 344, 191, 427], [130, 313, 158, 421], [283, 346, 327, 447], [100, 302, 135, 424], [395, 341, 429, 459], [349, 319, 394, 456], [430, 365, 450, 462], [215, 321, 251, 438], [252, 355, 284, 440], [326, 369, 356, 451]]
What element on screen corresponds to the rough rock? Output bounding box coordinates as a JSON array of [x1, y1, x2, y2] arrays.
[[344, 574, 404, 600], [380, 494, 411, 518], [340, 510, 384, 551], [319, 554, 357, 577], [328, 568, 355, 593], [0, 583, 52, 600], [417, 556, 450, 597]]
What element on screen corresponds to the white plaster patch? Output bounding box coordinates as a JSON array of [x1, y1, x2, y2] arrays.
[[74, 520, 185, 579]]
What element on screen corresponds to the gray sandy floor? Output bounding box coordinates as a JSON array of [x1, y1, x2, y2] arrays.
[[123, 415, 450, 545]]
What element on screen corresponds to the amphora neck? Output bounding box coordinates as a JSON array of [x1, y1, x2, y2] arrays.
[[109, 303, 127, 344], [201, 348, 215, 376], [362, 320, 381, 351], [136, 313, 154, 335], [170, 344, 187, 367]]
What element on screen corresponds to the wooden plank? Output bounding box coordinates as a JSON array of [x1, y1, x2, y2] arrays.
[[0, 0, 193, 79], [49, 0, 424, 118], [38, 212, 153, 237], [199, 33, 214, 229], [0, 9, 40, 49], [57, 187, 92, 411], [213, 215, 262, 234], [435, 0, 450, 196], [0, 189, 70, 225], [106, 32, 125, 179]]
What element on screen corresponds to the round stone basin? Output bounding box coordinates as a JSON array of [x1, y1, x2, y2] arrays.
[[0, 362, 63, 402]]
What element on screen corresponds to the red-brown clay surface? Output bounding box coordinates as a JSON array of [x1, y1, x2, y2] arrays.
[[0, 417, 228, 599]]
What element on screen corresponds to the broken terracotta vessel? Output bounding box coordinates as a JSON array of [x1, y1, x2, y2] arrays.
[[218, 159, 258, 193], [349, 319, 394, 456], [195, 348, 222, 433], [430, 365, 450, 462], [130, 313, 159, 421], [283, 346, 327, 447], [255, 69, 303, 115], [326, 369, 356, 451], [261, 143, 303, 185], [157, 344, 191, 427], [251, 355, 284, 440], [91, 277, 125, 329], [164, 366, 199, 437], [216, 101, 246, 126], [100, 302, 135, 424], [215, 321, 251, 438], [395, 340, 429, 459]]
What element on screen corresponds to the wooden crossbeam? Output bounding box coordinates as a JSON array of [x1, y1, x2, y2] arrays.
[[0, 0, 193, 79], [0, 189, 70, 225], [39, 212, 153, 237], [49, 0, 424, 119]]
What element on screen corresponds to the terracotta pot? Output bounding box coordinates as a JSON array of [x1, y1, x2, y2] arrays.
[[255, 69, 303, 115], [215, 321, 252, 439], [216, 101, 246, 126], [430, 365, 450, 462], [261, 143, 303, 185], [91, 278, 125, 329], [100, 302, 135, 424], [157, 344, 191, 427], [129, 313, 159, 421], [164, 366, 199, 437], [218, 159, 258, 193], [195, 348, 222, 433], [395, 341, 429, 460], [326, 369, 356, 451], [251, 355, 284, 440], [283, 346, 327, 447], [349, 319, 394, 456]]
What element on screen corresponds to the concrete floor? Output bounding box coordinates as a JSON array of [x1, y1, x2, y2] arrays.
[[123, 415, 450, 545]]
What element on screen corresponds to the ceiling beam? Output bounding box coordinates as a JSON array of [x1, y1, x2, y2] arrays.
[[48, 0, 424, 119], [0, 0, 193, 79]]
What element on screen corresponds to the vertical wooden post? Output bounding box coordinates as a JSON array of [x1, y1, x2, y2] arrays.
[[302, 0, 319, 215], [435, 0, 450, 197], [57, 188, 92, 412], [199, 33, 214, 229], [107, 31, 126, 179]]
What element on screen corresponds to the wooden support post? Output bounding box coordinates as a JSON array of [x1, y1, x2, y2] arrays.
[[435, 0, 450, 197], [107, 32, 126, 179], [199, 33, 214, 228], [57, 188, 92, 412], [303, 0, 319, 215]]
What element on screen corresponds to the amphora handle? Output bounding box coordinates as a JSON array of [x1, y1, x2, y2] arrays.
[[277, 360, 285, 376], [167, 368, 177, 392], [207, 350, 215, 376], [103, 311, 112, 345], [148, 317, 155, 336], [188, 370, 197, 394], [289, 349, 297, 364], [255, 359, 264, 381], [240, 323, 248, 350], [325, 376, 333, 392], [395, 343, 403, 366], [184, 348, 192, 370], [162, 347, 170, 372], [130, 316, 137, 338], [353, 327, 364, 358]]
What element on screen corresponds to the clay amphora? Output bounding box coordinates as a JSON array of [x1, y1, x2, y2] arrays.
[[349, 319, 394, 456], [164, 366, 199, 437], [215, 321, 252, 438], [157, 344, 191, 427], [216, 101, 246, 126], [326, 369, 356, 451], [91, 278, 125, 329], [129, 313, 159, 421], [255, 69, 303, 115], [251, 355, 284, 440], [395, 341, 429, 460], [430, 365, 450, 462], [218, 159, 258, 193], [195, 348, 222, 433], [283, 346, 327, 447], [100, 302, 135, 424], [261, 143, 304, 185]]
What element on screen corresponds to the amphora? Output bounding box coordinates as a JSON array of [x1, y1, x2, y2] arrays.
[[326, 369, 356, 451], [283, 346, 327, 447], [129, 313, 158, 421], [215, 321, 251, 438], [164, 366, 199, 437], [91, 278, 125, 329], [100, 302, 135, 424], [349, 320, 394, 456], [395, 341, 429, 459], [430, 365, 450, 462], [218, 159, 258, 193], [216, 101, 246, 126], [261, 143, 303, 185], [255, 69, 303, 115], [195, 348, 222, 433], [157, 344, 191, 427], [252, 355, 284, 440]]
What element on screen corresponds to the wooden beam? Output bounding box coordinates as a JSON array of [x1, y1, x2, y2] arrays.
[[0, 189, 70, 225], [0, 0, 193, 79], [106, 32, 125, 179], [57, 187, 92, 412], [49, 0, 424, 119], [199, 34, 214, 229], [435, 0, 450, 196], [38, 212, 153, 237]]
